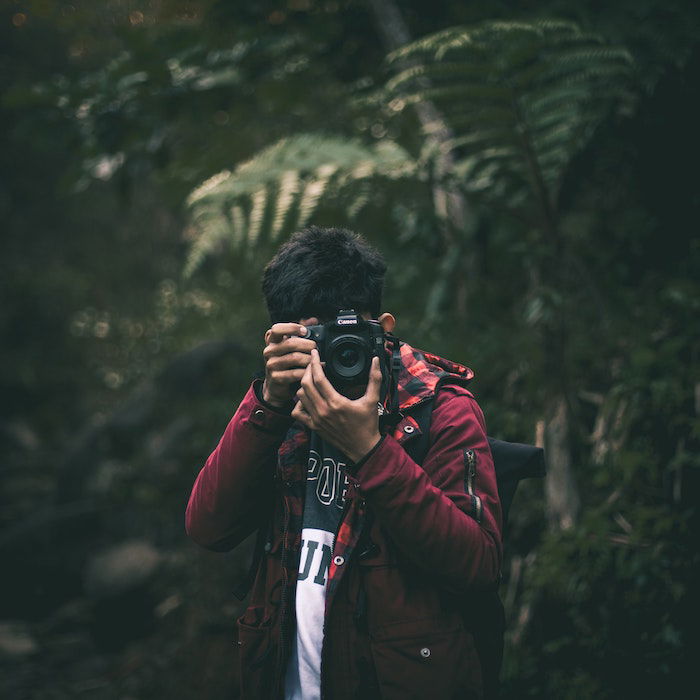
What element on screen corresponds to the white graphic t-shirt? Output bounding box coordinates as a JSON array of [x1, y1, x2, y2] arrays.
[[284, 434, 351, 700]]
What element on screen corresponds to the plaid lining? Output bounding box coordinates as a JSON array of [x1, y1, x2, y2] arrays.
[[277, 424, 308, 580], [325, 497, 366, 614], [396, 343, 474, 410], [276, 423, 309, 670], [278, 424, 309, 476]]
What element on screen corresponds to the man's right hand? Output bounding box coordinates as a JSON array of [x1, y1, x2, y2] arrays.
[[262, 319, 318, 407]]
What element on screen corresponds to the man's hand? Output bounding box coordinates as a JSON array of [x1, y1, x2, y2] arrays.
[[292, 348, 382, 463], [262, 319, 318, 407]]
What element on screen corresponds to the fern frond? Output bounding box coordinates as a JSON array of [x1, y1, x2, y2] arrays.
[[184, 134, 417, 275], [246, 187, 268, 246], [271, 170, 301, 239], [296, 164, 339, 229], [384, 19, 635, 216], [386, 61, 492, 94], [440, 129, 520, 158], [402, 83, 512, 107]]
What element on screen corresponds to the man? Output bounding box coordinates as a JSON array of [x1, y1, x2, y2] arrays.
[[185, 226, 502, 699]]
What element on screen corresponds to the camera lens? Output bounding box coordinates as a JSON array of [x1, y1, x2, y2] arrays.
[[330, 336, 367, 380], [338, 346, 360, 368]]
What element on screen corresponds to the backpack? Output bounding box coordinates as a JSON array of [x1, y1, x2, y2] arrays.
[[397, 393, 546, 700]]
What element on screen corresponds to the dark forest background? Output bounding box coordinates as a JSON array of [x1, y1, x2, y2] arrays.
[[1, 1, 698, 698]]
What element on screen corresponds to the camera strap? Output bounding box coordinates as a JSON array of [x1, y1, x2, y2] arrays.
[[379, 334, 403, 429]]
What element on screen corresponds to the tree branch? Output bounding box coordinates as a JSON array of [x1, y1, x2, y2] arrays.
[[366, 0, 477, 320]]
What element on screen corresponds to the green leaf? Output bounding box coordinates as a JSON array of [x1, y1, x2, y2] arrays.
[[184, 135, 417, 275], [382, 19, 635, 214]]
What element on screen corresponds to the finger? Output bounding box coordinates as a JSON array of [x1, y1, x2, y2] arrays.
[[299, 363, 324, 416], [292, 400, 313, 428], [268, 368, 306, 385], [363, 356, 382, 404], [266, 352, 312, 371], [266, 323, 308, 344], [291, 403, 306, 425], [295, 387, 316, 420], [263, 336, 317, 359], [309, 348, 337, 402]]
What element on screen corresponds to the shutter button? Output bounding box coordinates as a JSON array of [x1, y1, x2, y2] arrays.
[[333, 555, 345, 566], [420, 647, 431, 659], [403, 425, 415, 434]]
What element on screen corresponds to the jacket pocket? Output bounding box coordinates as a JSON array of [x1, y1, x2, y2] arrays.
[[369, 617, 483, 700], [236, 607, 275, 699]]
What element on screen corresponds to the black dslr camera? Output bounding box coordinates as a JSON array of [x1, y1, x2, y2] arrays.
[[303, 310, 387, 391]]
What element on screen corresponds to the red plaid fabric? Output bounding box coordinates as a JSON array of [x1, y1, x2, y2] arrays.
[[277, 423, 309, 547], [396, 342, 474, 409], [325, 496, 366, 615]]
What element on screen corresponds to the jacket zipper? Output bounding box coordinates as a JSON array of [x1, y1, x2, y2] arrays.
[[331, 495, 352, 553], [464, 449, 483, 524]]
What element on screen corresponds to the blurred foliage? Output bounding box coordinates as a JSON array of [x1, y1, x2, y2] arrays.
[[1, 0, 698, 698], [185, 134, 417, 275], [383, 20, 635, 209]]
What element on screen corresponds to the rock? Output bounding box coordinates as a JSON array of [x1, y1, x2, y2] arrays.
[[84, 541, 161, 599], [0, 621, 38, 658], [83, 541, 163, 651], [2, 421, 40, 450]]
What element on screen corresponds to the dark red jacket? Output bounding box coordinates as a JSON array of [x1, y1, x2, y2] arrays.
[[186, 343, 503, 699]]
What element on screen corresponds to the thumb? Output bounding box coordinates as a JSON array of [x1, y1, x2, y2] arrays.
[[364, 356, 382, 404]]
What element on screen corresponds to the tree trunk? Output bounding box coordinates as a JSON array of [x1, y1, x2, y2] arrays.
[[366, 0, 476, 296], [544, 395, 580, 530]]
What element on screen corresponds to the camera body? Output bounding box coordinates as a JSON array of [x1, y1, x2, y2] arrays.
[[304, 310, 386, 390]]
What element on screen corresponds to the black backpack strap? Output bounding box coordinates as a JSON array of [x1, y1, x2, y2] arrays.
[[233, 520, 269, 601], [487, 438, 545, 529], [232, 489, 276, 601], [378, 335, 405, 431], [471, 590, 506, 700]]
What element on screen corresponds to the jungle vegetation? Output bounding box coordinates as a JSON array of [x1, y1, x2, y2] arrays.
[[1, 1, 697, 697]]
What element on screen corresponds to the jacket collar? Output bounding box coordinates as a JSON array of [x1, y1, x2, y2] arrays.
[[395, 341, 474, 411], [278, 341, 475, 481]]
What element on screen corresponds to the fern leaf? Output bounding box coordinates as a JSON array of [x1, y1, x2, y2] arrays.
[[184, 134, 417, 274], [382, 19, 635, 220], [386, 61, 491, 94], [247, 187, 268, 246], [296, 164, 338, 228], [271, 170, 301, 240]]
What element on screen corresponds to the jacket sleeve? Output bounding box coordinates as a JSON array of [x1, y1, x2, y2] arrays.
[[184, 381, 293, 552], [352, 384, 503, 590]]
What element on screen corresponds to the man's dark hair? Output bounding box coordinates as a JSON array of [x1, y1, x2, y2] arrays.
[[262, 226, 387, 323]]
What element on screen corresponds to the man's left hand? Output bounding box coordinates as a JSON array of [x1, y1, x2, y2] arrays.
[[292, 348, 382, 463]]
